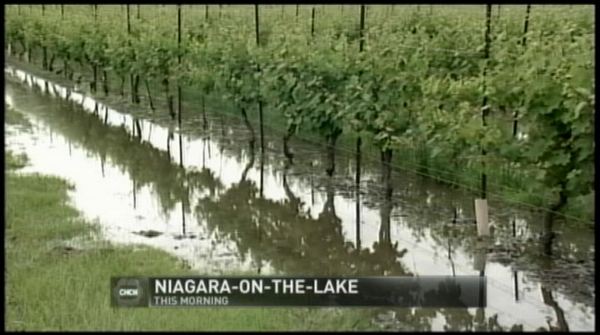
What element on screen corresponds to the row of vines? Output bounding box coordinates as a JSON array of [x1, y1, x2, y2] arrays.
[[4, 5, 595, 222]]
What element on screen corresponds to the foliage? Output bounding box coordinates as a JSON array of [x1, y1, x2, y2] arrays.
[[4, 5, 594, 215]]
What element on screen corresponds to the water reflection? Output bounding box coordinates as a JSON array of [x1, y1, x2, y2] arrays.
[[4, 67, 595, 331]]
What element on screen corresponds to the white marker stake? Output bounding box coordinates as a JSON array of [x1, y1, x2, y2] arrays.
[[475, 199, 489, 236]]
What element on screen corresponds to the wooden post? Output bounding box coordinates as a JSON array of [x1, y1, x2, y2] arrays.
[[255, 4, 260, 46], [311, 6, 315, 37], [126, 5, 135, 103], [480, 4, 492, 199], [522, 5, 532, 49], [177, 3, 183, 161], [474, 5, 493, 238], [255, 5, 264, 155], [355, 5, 366, 233], [513, 5, 532, 138], [475, 199, 489, 236], [41, 5, 48, 69]]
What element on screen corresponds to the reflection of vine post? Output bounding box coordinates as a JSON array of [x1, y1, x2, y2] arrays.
[[100, 153, 105, 178], [323, 168, 336, 217], [513, 271, 519, 301], [220, 114, 225, 137], [379, 149, 393, 246], [166, 130, 172, 161], [542, 211, 556, 256], [181, 186, 187, 236], [202, 95, 208, 130], [355, 154, 361, 250], [202, 137, 206, 168], [132, 177, 136, 210], [381, 149, 393, 199], [164, 78, 175, 120], [310, 166, 315, 206], [178, 133, 184, 168], [241, 132, 255, 182], [447, 239, 456, 276], [325, 133, 339, 177], [512, 215, 520, 301], [259, 152, 264, 198], [282, 164, 300, 214], [541, 286, 570, 331], [240, 107, 256, 144], [283, 126, 294, 163], [474, 239, 487, 326]]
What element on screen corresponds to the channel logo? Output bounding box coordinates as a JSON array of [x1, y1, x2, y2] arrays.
[[119, 287, 139, 298], [111, 277, 149, 307]]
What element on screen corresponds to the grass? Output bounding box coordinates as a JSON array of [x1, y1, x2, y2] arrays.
[[5, 105, 31, 170], [5, 150, 28, 170], [4, 150, 378, 331]]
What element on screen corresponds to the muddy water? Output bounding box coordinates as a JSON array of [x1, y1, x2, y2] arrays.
[[4, 67, 595, 331]]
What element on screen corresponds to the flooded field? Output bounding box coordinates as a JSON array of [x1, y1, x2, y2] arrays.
[[4, 67, 595, 331]]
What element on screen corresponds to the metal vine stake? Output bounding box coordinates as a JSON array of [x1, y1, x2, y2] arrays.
[[480, 4, 492, 199]]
